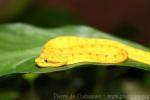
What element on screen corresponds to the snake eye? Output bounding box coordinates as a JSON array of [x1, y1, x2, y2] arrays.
[[44, 59, 48, 63]]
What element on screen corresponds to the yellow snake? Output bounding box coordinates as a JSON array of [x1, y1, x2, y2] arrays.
[[35, 36, 150, 67]]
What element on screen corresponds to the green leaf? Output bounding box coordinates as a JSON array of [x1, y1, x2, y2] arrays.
[[0, 23, 149, 76]]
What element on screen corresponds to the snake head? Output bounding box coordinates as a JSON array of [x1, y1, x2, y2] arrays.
[[35, 53, 67, 67]]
